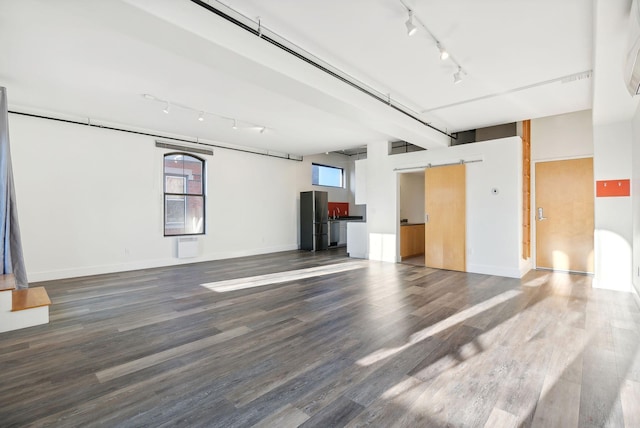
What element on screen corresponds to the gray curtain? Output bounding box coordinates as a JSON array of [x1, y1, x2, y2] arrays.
[[0, 87, 28, 289]]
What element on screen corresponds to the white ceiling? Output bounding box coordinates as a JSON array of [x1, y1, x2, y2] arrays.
[[0, 0, 630, 156]]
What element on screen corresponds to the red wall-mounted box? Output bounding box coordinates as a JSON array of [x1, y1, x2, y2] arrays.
[[596, 179, 630, 197]]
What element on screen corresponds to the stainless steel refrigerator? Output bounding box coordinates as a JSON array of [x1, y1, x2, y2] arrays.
[[300, 191, 328, 251]]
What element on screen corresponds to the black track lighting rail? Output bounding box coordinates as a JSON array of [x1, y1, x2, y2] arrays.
[[8, 110, 303, 162], [190, 0, 454, 140]]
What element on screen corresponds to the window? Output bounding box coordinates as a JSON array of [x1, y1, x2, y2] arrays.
[[163, 153, 205, 236], [312, 163, 344, 188]]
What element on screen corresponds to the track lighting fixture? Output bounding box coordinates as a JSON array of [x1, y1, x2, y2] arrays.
[[405, 10, 417, 36], [142, 94, 268, 132], [399, 2, 466, 84], [453, 67, 463, 84], [437, 43, 449, 60]]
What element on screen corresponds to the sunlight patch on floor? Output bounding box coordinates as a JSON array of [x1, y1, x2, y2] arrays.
[[408, 289, 522, 344], [522, 274, 550, 287], [356, 289, 522, 366], [200, 261, 368, 292]]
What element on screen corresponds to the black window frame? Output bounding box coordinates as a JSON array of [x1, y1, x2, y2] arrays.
[[312, 163, 344, 188], [163, 152, 206, 237]]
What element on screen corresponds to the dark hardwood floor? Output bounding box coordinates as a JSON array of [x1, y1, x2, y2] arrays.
[[1, 249, 639, 427]]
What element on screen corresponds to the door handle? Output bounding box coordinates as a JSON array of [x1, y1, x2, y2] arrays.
[[537, 207, 547, 221]]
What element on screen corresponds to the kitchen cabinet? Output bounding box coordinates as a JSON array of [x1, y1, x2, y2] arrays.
[[400, 224, 425, 259], [329, 220, 347, 247], [338, 221, 347, 246]]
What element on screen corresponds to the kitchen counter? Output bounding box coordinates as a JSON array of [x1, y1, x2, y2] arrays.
[[329, 217, 365, 248], [331, 216, 364, 221], [400, 223, 425, 259]]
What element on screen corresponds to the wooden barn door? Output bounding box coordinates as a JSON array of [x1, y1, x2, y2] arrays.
[[424, 164, 466, 271]]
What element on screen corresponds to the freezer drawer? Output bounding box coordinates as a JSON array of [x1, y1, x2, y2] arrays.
[[314, 233, 328, 251], [314, 222, 328, 235]]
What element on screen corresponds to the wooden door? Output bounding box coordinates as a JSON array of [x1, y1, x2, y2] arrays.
[[535, 158, 594, 273], [424, 164, 466, 271]]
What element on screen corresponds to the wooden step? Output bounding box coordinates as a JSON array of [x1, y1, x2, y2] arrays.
[[12, 287, 51, 312], [0, 274, 16, 292]]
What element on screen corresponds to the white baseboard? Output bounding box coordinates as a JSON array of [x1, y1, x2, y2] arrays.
[[466, 263, 523, 279], [26, 244, 299, 283]]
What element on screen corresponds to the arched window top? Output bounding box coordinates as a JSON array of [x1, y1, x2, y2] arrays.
[[164, 152, 204, 165]]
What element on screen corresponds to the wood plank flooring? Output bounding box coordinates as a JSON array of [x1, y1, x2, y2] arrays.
[[1, 249, 639, 427]]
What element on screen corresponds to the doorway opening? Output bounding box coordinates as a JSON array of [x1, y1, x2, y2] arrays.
[[534, 157, 594, 274], [398, 171, 425, 266], [398, 164, 466, 271]]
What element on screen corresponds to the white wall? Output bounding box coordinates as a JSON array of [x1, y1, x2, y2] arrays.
[[592, 121, 634, 291], [349, 158, 366, 218], [301, 153, 351, 203], [531, 109, 594, 160], [530, 110, 594, 273], [399, 172, 424, 224], [531, 110, 637, 291], [9, 114, 350, 281], [300, 152, 365, 218], [365, 137, 524, 278], [634, 107, 640, 295], [354, 159, 367, 208], [365, 142, 398, 262]]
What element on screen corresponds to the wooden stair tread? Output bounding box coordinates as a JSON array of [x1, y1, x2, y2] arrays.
[[0, 274, 16, 292], [12, 287, 51, 311]]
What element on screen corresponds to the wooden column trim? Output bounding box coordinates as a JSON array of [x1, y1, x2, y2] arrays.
[[522, 119, 531, 259]]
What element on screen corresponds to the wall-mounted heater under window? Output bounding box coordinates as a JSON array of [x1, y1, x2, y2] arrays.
[[176, 237, 199, 258]]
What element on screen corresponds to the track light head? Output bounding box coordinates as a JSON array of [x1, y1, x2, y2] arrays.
[[453, 67, 463, 84], [143, 94, 267, 131], [405, 10, 417, 36], [437, 43, 449, 60]]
